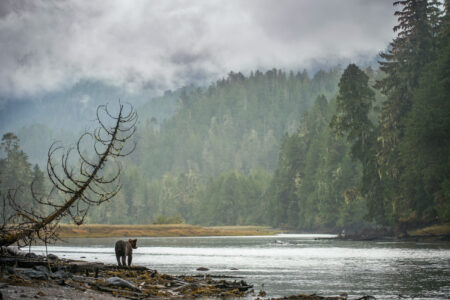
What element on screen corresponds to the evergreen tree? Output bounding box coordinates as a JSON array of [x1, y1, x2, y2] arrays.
[[375, 0, 441, 221], [330, 64, 390, 225], [0, 133, 45, 220], [331, 64, 375, 161], [400, 3, 450, 223], [0, 133, 33, 204], [268, 94, 368, 231]]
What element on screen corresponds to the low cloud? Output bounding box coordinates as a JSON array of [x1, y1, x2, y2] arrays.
[[0, 0, 396, 99]]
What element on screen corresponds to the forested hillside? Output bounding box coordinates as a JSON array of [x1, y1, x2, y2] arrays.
[[86, 68, 342, 224], [88, 0, 450, 230], [1, 0, 448, 234], [134, 69, 340, 178], [268, 0, 450, 232]]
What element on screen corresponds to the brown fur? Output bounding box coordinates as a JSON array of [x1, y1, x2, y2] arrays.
[[115, 239, 137, 266]]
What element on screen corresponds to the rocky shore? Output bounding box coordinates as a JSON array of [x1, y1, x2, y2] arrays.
[[0, 246, 379, 299], [0, 246, 254, 299]]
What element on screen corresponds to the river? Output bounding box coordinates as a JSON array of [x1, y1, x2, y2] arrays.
[[31, 234, 450, 299]]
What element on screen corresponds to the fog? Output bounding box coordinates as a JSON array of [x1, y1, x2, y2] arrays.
[[0, 0, 395, 101]]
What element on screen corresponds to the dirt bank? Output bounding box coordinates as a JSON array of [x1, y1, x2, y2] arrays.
[[56, 224, 279, 238]]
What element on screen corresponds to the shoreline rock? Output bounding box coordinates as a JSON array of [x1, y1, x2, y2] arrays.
[[0, 251, 382, 299], [0, 253, 253, 299]]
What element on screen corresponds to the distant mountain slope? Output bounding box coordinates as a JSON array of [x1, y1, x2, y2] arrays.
[[0, 79, 176, 166], [131, 68, 341, 179]]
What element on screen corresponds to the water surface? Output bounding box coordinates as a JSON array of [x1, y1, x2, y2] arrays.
[[32, 234, 450, 299]]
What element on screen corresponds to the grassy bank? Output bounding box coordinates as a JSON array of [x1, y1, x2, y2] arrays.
[[408, 224, 450, 238], [57, 224, 279, 238]]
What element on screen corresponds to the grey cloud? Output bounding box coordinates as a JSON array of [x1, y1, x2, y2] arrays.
[[0, 0, 396, 99], [243, 0, 396, 57], [0, 0, 36, 18]]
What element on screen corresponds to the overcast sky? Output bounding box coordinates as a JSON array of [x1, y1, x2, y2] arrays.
[[0, 0, 396, 99]]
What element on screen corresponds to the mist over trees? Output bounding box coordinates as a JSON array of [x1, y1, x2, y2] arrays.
[[85, 68, 341, 225], [267, 0, 450, 232], [0, 133, 46, 221], [89, 0, 450, 230], [2, 0, 448, 233]]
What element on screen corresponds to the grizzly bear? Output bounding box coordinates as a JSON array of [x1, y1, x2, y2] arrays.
[[115, 239, 138, 267]]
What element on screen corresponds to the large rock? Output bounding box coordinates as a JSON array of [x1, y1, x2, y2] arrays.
[[50, 270, 72, 280], [33, 265, 49, 274], [21, 269, 49, 280], [106, 277, 140, 291], [6, 246, 26, 256], [25, 252, 38, 259], [47, 254, 58, 261]]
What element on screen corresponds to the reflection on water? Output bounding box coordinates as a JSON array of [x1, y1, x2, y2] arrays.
[[32, 234, 450, 299]]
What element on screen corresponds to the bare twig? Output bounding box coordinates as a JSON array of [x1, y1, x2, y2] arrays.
[[0, 102, 137, 247]]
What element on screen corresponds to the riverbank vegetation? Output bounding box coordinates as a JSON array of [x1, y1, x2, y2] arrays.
[[56, 224, 278, 238], [408, 224, 450, 238]]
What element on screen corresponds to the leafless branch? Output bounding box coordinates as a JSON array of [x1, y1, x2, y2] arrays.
[[0, 102, 137, 247]]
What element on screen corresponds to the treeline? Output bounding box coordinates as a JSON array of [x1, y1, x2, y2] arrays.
[[87, 68, 341, 224], [371, 0, 450, 228], [93, 0, 449, 230], [3, 0, 449, 232], [0, 133, 46, 218], [133, 68, 340, 179], [269, 0, 450, 232], [268, 94, 369, 231]]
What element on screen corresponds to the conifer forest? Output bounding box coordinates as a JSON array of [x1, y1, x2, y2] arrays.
[[1, 0, 449, 235]]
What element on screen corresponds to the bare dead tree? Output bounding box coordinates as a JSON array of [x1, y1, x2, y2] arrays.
[[0, 102, 137, 247]]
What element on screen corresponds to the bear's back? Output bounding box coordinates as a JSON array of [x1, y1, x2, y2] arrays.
[[115, 240, 131, 256]]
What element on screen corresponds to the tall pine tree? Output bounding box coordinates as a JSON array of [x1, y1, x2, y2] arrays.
[[400, 1, 450, 223], [375, 0, 441, 222], [330, 64, 389, 225]]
